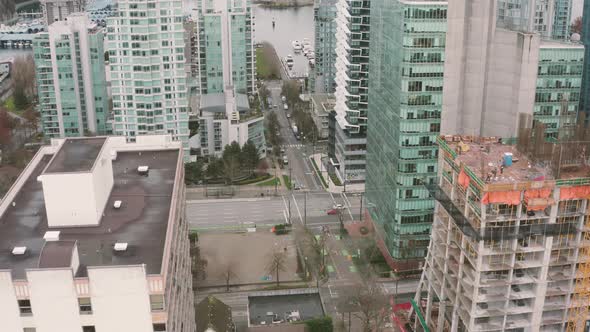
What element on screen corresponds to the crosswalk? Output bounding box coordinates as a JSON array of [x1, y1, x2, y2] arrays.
[[282, 144, 304, 148]]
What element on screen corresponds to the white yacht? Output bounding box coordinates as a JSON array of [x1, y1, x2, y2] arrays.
[[292, 40, 302, 51]]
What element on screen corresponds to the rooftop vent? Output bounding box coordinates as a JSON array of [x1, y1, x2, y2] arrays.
[[137, 166, 149, 176], [114, 243, 128, 252], [43, 231, 60, 242], [12, 246, 27, 255]]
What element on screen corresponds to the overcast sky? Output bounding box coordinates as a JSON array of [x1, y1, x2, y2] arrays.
[[572, 0, 583, 21]]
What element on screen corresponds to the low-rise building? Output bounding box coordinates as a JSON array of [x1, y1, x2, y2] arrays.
[[196, 296, 235, 332], [310, 94, 334, 139], [193, 87, 265, 158], [0, 135, 195, 332]]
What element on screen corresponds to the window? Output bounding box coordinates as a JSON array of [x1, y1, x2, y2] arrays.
[[82, 327, 96, 332], [23, 329, 36, 332], [153, 324, 166, 332], [79, 297, 92, 314], [18, 299, 32, 315], [150, 295, 165, 311]]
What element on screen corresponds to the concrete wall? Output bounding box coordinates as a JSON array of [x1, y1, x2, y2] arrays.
[[91, 148, 114, 219], [27, 269, 81, 332], [88, 266, 154, 332], [441, 0, 539, 138], [482, 29, 538, 137], [40, 172, 101, 227], [0, 271, 23, 332]]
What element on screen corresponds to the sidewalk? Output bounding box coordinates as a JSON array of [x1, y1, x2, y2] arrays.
[[309, 153, 365, 194]]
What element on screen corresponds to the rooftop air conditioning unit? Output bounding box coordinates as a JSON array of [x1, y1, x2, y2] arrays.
[[43, 231, 60, 242], [12, 247, 27, 255], [114, 243, 128, 251], [137, 166, 149, 175]]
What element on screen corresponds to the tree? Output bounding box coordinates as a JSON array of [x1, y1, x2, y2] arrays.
[[189, 117, 199, 137], [259, 84, 270, 108], [0, 109, 12, 147], [352, 281, 389, 332], [22, 108, 39, 134], [189, 233, 208, 285], [222, 141, 243, 182], [282, 80, 301, 107], [266, 250, 287, 287], [266, 112, 282, 148], [571, 16, 583, 36], [11, 55, 36, 109], [206, 157, 224, 179], [241, 140, 260, 173], [221, 262, 237, 292], [185, 160, 204, 184], [256, 159, 270, 175], [13, 89, 29, 111], [305, 316, 334, 332], [260, 42, 281, 79]]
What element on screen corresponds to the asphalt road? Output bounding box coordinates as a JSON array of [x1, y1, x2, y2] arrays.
[[266, 80, 323, 192], [187, 192, 362, 230]]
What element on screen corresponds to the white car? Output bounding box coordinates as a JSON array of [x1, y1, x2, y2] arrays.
[[333, 204, 344, 209], [283, 104, 288, 110], [281, 96, 286, 102]]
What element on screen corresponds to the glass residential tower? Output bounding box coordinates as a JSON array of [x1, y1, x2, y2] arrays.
[[365, 0, 447, 272], [193, 0, 255, 95], [33, 13, 109, 138], [106, 0, 189, 153]]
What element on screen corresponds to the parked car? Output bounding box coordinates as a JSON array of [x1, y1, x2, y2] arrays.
[[327, 209, 338, 215]]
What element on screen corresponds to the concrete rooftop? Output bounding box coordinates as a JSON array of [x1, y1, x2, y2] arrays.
[[44, 137, 106, 173], [0, 149, 180, 279], [444, 137, 554, 184]]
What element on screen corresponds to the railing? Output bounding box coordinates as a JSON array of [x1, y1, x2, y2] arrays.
[[13, 280, 29, 299], [147, 275, 165, 294], [75, 278, 90, 296]]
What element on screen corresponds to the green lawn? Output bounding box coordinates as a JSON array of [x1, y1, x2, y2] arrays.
[[256, 177, 280, 187], [282, 175, 292, 190], [256, 46, 279, 79], [3, 97, 18, 113]]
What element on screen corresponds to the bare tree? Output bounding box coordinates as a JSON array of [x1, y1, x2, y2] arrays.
[[266, 250, 287, 287], [221, 261, 237, 292], [0, 108, 12, 148], [22, 108, 39, 135], [571, 16, 583, 36], [189, 233, 208, 286], [352, 281, 389, 332], [281, 80, 301, 106], [11, 55, 36, 110]]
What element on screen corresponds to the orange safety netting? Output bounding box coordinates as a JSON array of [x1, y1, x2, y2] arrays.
[[458, 170, 470, 189], [523, 188, 552, 210], [560, 186, 590, 200], [482, 191, 521, 205]]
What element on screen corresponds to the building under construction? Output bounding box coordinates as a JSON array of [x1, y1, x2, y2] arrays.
[[412, 123, 590, 331]]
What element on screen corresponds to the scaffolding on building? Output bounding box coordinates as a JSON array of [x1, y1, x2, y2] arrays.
[[408, 118, 590, 331]]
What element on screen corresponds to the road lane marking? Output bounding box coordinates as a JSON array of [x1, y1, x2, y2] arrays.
[[340, 193, 354, 221], [292, 193, 304, 224]]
